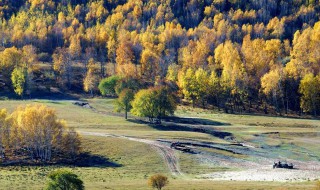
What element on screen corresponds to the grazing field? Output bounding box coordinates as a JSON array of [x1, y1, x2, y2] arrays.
[[0, 98, 319, 189]]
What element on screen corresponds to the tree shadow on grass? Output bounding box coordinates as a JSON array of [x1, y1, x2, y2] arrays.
[[68, 152, 122, 168], [1, 152, 122, 168], [163, 116, 230, 126], [129, 116, 229, 126], [127, 117, 233, 140]]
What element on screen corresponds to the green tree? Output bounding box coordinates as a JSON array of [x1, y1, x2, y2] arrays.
[[178, 68, 197, 106], [115, 77, 142, 96], [148, 174, 168, 190], [207, 71, 223, 109], [11, 67, 25, 98], [155, 86, 177, 119], [166, 64, 179, 82], [98, 75, 121, 96], [131, 87, 176, 123], [115, 89, 134, 119], [194, 68, 210, 108], [46, 170, 84, 190], [178, 68, 210, 107]]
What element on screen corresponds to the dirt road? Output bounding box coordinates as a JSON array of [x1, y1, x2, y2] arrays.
[[80, 131, 182, 176]]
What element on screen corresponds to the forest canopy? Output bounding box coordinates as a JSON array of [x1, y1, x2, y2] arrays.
[[0, 0, 320, 115]]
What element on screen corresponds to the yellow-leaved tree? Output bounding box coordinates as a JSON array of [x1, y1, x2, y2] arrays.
[[0, 47, 23, 89], [215, 41, 245, 93], [261, 68, 284, 113], [84, 58, 99, 97], [215, 41, 247, 113], [69, 34, 82, 59], [115, 34, 136, 78], [299, 73, 320, 116], [0, 109, 8, 159], [53, 47, 72, 89], [2, 104, 81, 162], [140, 48, 160, 82], [285, 22, 320, 79]]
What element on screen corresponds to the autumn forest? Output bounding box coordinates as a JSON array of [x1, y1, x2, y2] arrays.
[[1, 0, 320, 115]]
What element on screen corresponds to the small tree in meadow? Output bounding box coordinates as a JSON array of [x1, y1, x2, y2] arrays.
[[148, 174, 168, 190], [46, 170, 84, 190], [115, 88, 134, 119], [131, 86, 176, 123]]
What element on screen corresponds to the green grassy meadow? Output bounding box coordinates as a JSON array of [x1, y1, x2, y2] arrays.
[[0, 99, 319, 189]]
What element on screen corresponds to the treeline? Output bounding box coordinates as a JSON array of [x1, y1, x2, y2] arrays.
[[0, 104, 81, 163], [0, 0, 320, 115]]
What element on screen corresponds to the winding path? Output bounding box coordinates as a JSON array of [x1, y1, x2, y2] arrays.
[[80, 131, 182, 176]]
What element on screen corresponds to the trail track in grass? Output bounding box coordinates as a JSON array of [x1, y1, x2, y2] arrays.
[[80, 131, 182, 176]]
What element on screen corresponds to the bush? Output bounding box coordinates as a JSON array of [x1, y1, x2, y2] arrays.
[[46, 170, 84, 190], [148, 174, 168, 190]]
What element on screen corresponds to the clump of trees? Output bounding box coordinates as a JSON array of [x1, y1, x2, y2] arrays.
[[148, 174, 169, 190], [46, 170, 84, 190], [99, 75, 177, 122], [0, 104, 81, 163]]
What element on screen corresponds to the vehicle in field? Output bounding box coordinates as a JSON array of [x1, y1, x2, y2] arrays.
[[273, 161, 294, 169]]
